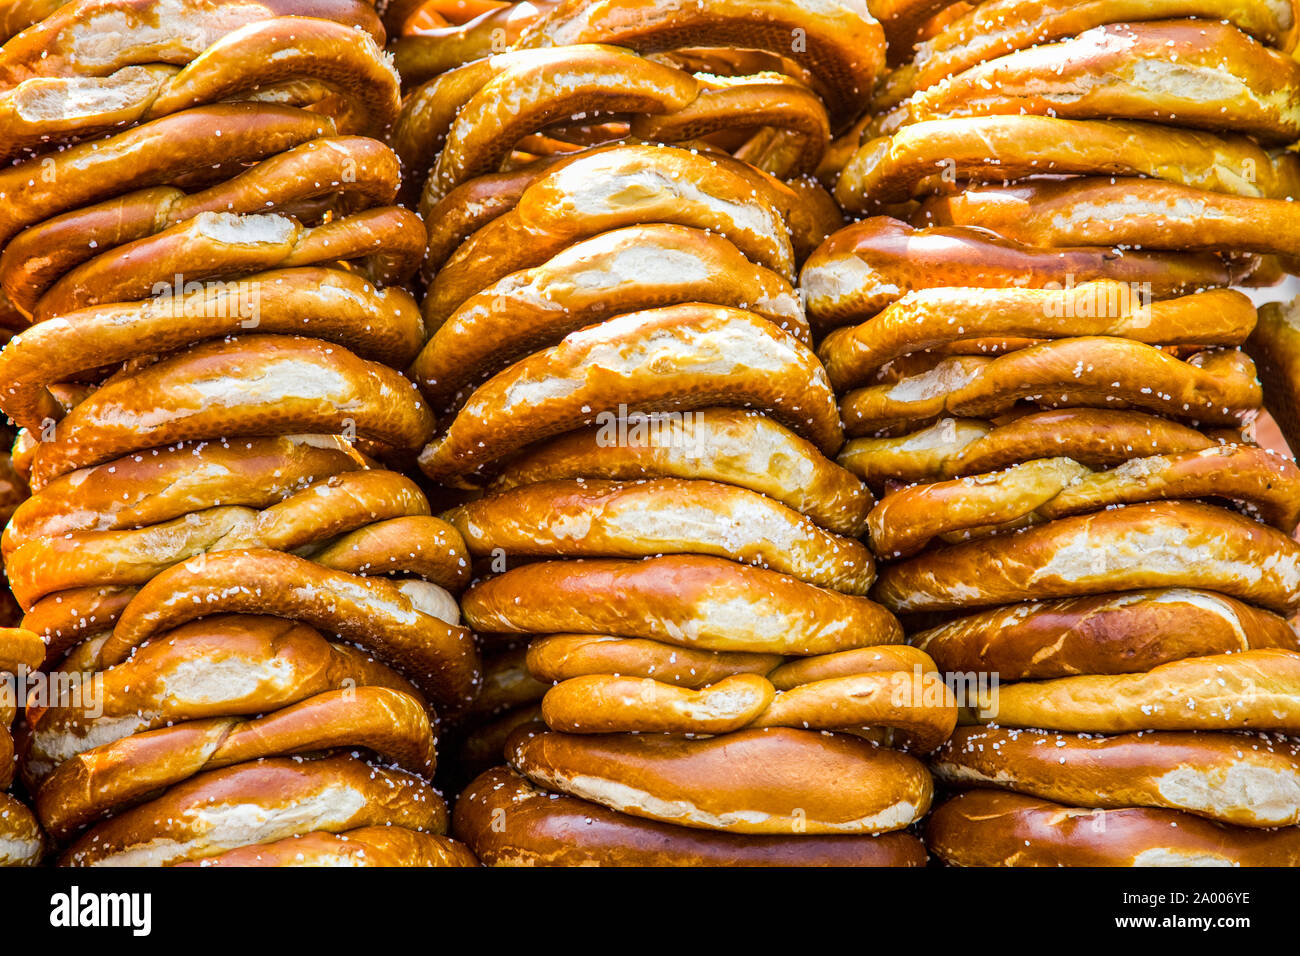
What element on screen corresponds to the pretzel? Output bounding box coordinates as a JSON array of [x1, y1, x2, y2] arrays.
[[927, 789, 1300, 867], [410, 225, 805, 414], [836, 116, 1300, 211], [1, 273, 422, 434], [0, 0, 384, 86], [0, 103, 337, 249], [419, 305, 841, 486], [446, 478, 875, 594], [839, 409, 1219, 491], [512, 0, 885, 126], [21, 614, 420, 778], [27, 335, 436, 490], [935, 726, 1300, 828], [820, 287, 1254, 391], [915, 589, 1298, 682], [766, 645, 937, 688], [0, 17, 399, 159], [507, 725, 930, 834], [841, 339, 1260, 437], [175, 827, 479, 867], [4, 436, 362, 554], [984, 648, 1300, 735], [60, 753, 445, 867], [455, 766, 926, 866], [463, 554, 901, 656], [800, 218, 1244, 333], [390, 0, 555, 84], [1, 136, 402, 316], [419, 163, 549, 270], [424, 45, 700, 202], [0, 792, 43, 866], [877, 500, 1300, 614], [870, 445, 1300, 558], [35, 686, 436, 840], [541, 673, 775, 735], [33, 207, 424, 321], [6, 469, 436, 607], [1248, 298, 1300, 459], [95, 549, 480, 712], [526, 634, 782, 689], [873, 21, 1300, 145], [423, 145, 798, 325], [918, 179, 1300, 262], [493, 408, 871, 536], [878, 0, 1300, 111]]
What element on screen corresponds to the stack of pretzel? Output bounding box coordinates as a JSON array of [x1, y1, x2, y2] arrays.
[[393, 0, 958, 865], [801, 0, 1300, 865], [0, 0, 479, 866]]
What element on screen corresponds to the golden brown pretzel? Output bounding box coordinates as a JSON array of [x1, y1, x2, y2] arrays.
[[1248, 298, 1300, 459], [4, 436, 363, 552], [984, 649, 1300, 733], [390, 1, 556, 84], [33, 207, 425, 320], [800, 218, 1244, 333], [918, 179, 1300, 261], [462, 554, 902, 655], [912, 589, 1299, 680], [630, 73, 830, 176], [869, 445, 1300, 557], [0, 17, 399, 159], [0, 0, 384, 86], [878, 0, 1300, 110], [840, 339, 1260, 436], [507, 725, 930, 834], [0, 792, 43, 865], [425, 45, 699, 201], [838, 409, 1217, 489], [0, 270, 423, 432], [512, 0, 885, 126], [409, 225, 805, 414], [175, 827, 479, 867], [21, 614, 421, 781], [1, 136, 401, 316], [96, 549, 479, 712], [5, 469, 433, 608], [873, 501, 1300, 615], [493, 408, 872, 536], [455, 766, 927, 866], [423, 145, 797, 324], [820, 287, 1254, 390], [935, 726, 1300, 828], [446, 478, 875, 594], [35, 686, 436, 840], [927, 789, 1300, 867], [28, 335, 436, 490], [0, 103, 336, 249], [836, 116, 1300, 210], [419, 305, 841, 485], [526, 633, 782, 688], [874, 20, 1300, 145], [60, 753, 445, 867]]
